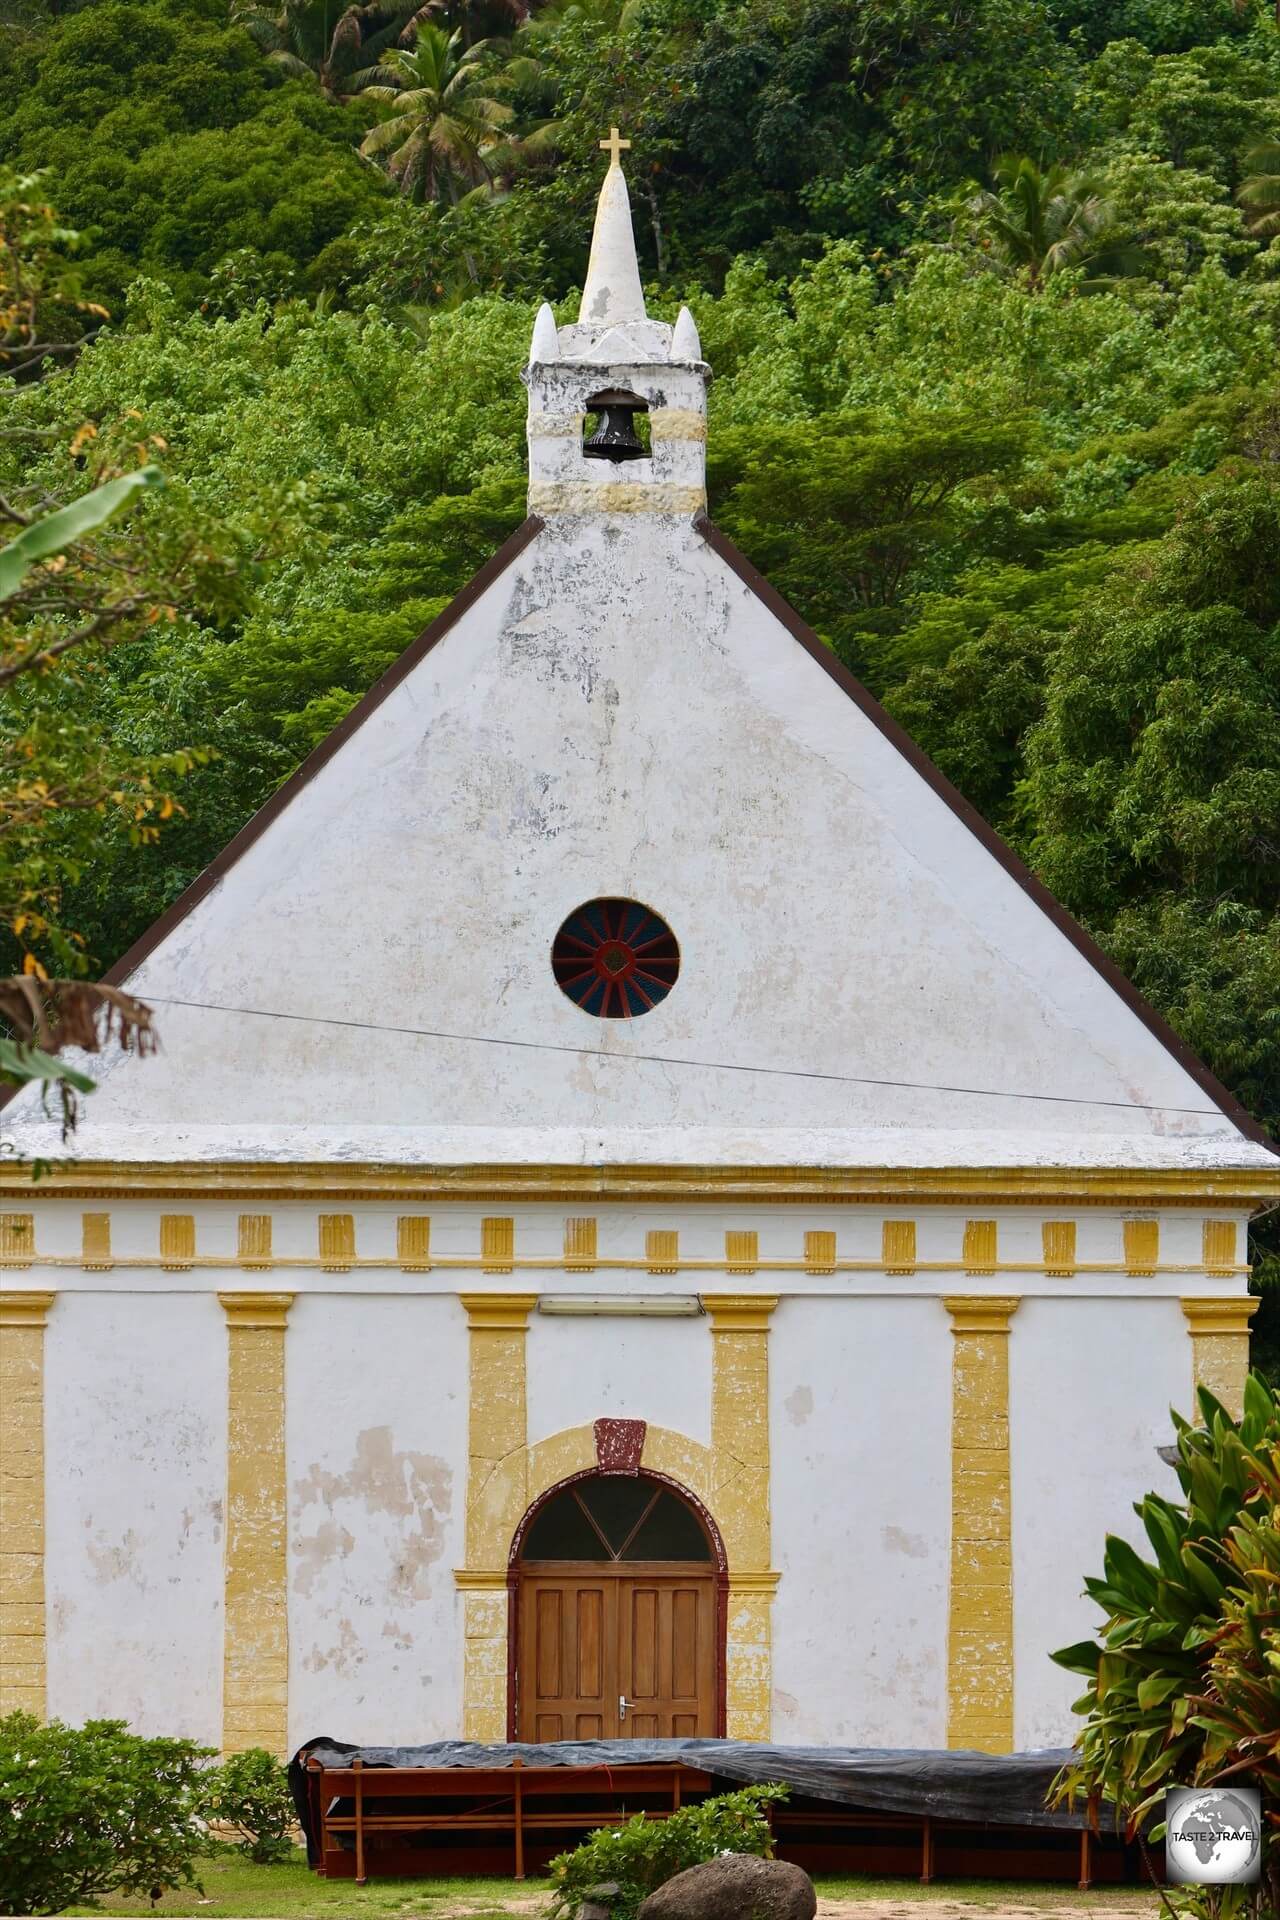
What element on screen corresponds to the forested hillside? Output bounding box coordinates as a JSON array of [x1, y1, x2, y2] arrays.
[[2, 0, 1279, 1281]]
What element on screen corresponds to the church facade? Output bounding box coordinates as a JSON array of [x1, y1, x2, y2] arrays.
[[1, 144, 1277, 1763]]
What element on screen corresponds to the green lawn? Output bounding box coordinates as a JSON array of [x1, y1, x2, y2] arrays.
[[65, 1851, 1161, 1916]]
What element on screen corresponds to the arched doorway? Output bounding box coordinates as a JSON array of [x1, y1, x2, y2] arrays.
[[509, 1470, 726, 1741]]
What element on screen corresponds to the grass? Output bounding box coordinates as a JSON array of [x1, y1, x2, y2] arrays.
[[64, 1852, 1162, 1917]]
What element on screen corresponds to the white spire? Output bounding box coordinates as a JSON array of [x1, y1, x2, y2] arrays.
[[529, 301, 559, 362], [671, 305, 702, 363], [578, 127, 646, 328]]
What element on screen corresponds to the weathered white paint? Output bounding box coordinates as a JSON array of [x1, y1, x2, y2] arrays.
[[1009, 1296, 1188, 1748], [43, 1292, 225, 1741], [770, 1297, 951, 1744], [12, 1122, 1275, 1170], [526, 1310, 712, 1453], [285, 1293, 468, 1750]]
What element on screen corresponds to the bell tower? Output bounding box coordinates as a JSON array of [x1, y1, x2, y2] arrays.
[[523, 129, 709, 519]]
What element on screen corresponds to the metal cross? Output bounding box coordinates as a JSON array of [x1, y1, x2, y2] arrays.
[[599, 126, 631, 166]]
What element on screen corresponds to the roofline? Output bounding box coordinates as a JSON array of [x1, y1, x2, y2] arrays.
[[97, 516, 546, 995], [694, 513, 1277, 1156]]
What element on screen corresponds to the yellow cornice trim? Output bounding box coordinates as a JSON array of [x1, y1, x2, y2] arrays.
[[703, 1292, 780, 1331], [217, 1291, 294, 1328], [944, 1294, 1022, 1332], [453, 1568, 510, 1589], [2, 1161, 1275, 1208], [459, 1292, 538, 1329], [1181, 1296, 1259, 1334], [0, 1289, 54, 1327]]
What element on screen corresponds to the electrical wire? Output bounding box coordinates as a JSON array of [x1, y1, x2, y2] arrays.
[[142, 994, 1229, 1120]]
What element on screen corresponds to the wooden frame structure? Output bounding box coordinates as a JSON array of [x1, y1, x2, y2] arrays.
[[304, 1757, 713, 1883], [302, 1756, 1120, 1889]]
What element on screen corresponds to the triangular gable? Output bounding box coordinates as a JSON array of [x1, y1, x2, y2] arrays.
[[4, 510, 1270, 1159]]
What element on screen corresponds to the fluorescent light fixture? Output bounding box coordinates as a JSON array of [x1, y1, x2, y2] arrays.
[[536, 1294, 704, 1317]]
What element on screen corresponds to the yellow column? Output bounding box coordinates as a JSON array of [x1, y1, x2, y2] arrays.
[[0, 1292, 53, 1717], [944, 1295, 1020, 1753], [219, 1292, 294, 1756], [1182, 1297, 1257, 1420], [704, 1293, 779, 1741], [458, 1293, 537, 1740]]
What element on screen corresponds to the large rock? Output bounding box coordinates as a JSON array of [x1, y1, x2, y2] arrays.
[[637, 1853, 816, 1920]]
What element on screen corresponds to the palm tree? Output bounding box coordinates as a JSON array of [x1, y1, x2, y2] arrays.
[[357, 23, 514, 200], [1237, 140, 1280, 237], [231, 0, 433, 97], [958, 154, 1146, 290]]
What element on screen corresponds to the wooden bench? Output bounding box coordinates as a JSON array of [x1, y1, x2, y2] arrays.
[[305, 1757, 714, 1884]]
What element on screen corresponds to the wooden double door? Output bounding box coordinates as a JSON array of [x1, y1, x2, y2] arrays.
[[517, 1564, 718, 1741]]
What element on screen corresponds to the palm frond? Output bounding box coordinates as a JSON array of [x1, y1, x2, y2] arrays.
[[266, 46, 318, 77]]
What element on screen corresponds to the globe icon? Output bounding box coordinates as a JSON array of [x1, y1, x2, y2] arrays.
[[1166, 1788, 1261, 1885]]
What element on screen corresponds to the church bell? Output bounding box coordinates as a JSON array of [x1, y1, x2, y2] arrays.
[[583, 389, 648, 462]]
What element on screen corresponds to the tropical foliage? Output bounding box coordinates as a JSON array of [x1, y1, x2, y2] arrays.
[[1052, 1377, 1280, 1917], [357, 23, 514, 200]]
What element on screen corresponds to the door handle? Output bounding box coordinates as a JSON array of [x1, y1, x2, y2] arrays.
[[619, 1695, 633, 1720]]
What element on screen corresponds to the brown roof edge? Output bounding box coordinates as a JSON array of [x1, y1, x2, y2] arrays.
[[98, 515, 545, 995], [694, 512, 1278, 1157]]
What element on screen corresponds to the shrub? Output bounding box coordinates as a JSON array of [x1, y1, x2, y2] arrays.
[[1051, 1375, 1280, 1916], [547, 1782, 789, 1920], [204, 1746, 297, 1863], [0, 1712, 213, 1916]]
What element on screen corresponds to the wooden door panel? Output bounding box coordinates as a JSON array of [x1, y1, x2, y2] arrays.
[[617, 1576, 715, 1739], [519, 1576, 618, 1740], [518, 1569, 717, 1741], [671, 1589, 697, 1698], [535, 1588, 562, 1699]]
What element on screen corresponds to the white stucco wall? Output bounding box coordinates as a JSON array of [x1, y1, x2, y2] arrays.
[[1009, 1295, 1188, 1748], [526, 1310, 712, 1452], [770, 1295, 952, 1745], [285, 1293, 468, 1750], [43, 1291, 226, 1741]]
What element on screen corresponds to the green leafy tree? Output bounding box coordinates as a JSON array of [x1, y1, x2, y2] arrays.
[[0, 0, 393, 309], [1083, 39, 1280, 184], [0, 1712, 214, 1916], [205, 1748, 297, 1864], [1020, 469, 1280, 1149], [710, 408, 1031, 681]]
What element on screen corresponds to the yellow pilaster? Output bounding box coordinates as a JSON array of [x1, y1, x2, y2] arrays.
[[459, 1293, 536, 1739], [1182, 1297, 1257, 1420], [944, 1295, 1020, 1753], [0, 1291, 53, 1717], [219, 1292, 294, 1756], [704, 1294, 779, 1741]]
